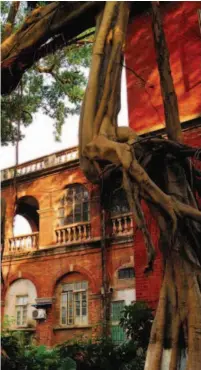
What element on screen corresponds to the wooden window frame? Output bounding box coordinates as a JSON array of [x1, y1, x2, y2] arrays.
[[15, 295, 28, 327], [60, 281, 88, 326]]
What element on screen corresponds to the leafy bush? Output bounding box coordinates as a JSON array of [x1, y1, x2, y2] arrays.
[[120, 301, 154, 350], [1, 302, 153, 370], [58, 337, 145, 370], [1, 334, 76, 370]]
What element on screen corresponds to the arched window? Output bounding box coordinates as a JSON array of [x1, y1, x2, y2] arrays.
[[59, 184, 89, 226], [110, 188, 130, 216], [4, 279, 37, 329]]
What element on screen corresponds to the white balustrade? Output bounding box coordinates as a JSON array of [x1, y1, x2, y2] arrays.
[[55, 222, 91, 244], [111, 213, 133, 237], [1, 149, 78, 181], [9, 232, 39, 253]]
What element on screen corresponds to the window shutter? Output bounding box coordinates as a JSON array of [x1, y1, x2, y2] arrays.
[[111, 325, 126, 343], [111, 301, 125, 321]]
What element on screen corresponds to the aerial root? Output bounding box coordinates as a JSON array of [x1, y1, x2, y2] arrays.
[[84, 134, 201, 273], [145, 281, 167, 370], [123, 170, 156, 271]]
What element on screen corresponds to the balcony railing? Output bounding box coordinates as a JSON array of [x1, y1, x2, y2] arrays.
[[1, 148, 78, 181], [9, 232, 39, 253], [111, 213, 133, 237], [55, 222, 91, 244]]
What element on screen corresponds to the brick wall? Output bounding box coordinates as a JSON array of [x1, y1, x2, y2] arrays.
[[133, 129, 201, 309], [125, 1, 201, 134], [1, 160, 135, 346], [125, 0, 201, 309]]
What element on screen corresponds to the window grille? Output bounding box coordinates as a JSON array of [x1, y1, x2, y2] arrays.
[[111, 300, 126, 343], [111, 325, 126, 344], [118, 267, 135, 279], [60, 281, 88, 326], [59, 184, 89, 225], [16, 295, 28, 326]]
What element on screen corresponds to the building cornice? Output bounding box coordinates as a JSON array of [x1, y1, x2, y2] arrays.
[[1, 147, 79, 187]]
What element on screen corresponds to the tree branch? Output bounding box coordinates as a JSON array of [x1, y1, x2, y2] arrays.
[[2, 1, 20, 41], [1, 1, 104, 95], [35, 30, 95, 63], [151, 2, 183, 143]]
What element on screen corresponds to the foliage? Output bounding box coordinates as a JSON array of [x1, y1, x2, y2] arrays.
[[1, 316, 76, 370], [1, 303, 153, 370], [1, 2, 94, 145], [120, 301, 154, 349], [21, 345, 76, 370], [57, 303, 153, 370], [1, 334, 76, 370], [58, 338, 144, 370]]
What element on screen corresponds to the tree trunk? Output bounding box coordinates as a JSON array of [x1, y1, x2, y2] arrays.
[[144, 4, 201, 369], [145, 252, 201, 370], [78, 2, 201, 369]]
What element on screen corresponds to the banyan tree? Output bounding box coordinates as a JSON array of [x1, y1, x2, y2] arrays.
[[1, 2, 201, 369]]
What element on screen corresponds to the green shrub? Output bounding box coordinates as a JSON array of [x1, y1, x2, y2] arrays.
[[1, 302, 153, 370], [58, 337, 144, 370], [1, 333, 76, 370], [120, 301, 153, 349]]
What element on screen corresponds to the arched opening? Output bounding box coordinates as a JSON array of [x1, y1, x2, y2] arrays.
[[10, 196, 39, 252], [4, 278, 37, 329], [13, 215, 32, 237], [14, 196, 39, 235]]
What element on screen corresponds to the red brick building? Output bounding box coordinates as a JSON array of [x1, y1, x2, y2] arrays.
[[1, 1, 201, 346], [125, 0, 201, 307], [1, 148, 135, 346]]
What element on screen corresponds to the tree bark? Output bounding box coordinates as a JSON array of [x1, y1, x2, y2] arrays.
[[2, 1, 20, 41], [151, 2, 183, 143], [78, 2, 201, 369], [144, 4, 201, 369]]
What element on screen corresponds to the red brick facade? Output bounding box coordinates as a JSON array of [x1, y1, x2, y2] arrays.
[[133, 127, 201, 309], [125, 1, 201, 134], [125, 1, 201, 308], [1, 149, 135, 346]]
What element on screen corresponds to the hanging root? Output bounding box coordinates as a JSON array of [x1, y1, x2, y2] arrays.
[[123, 170, 156, 272], [84, 133, 201, 271], [145, 280, 167, 370]]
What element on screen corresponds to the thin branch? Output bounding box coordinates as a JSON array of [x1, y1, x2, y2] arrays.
[[35, 63, 70, 86], [2, 1, 20, 41], [121, 62, 150, 87], [35, 30, 95, 63], [151, 2, 183, 143], [35, 64, 55, 74]]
